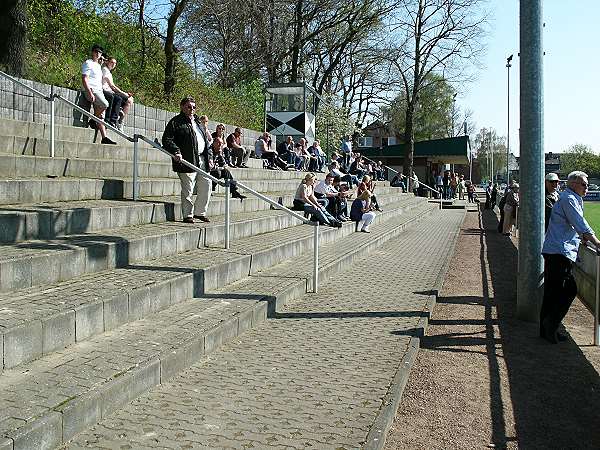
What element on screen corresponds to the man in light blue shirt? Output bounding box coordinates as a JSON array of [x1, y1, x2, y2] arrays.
[[540, 171, 600, 343]]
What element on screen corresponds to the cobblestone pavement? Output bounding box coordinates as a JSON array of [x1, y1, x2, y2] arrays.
[[65, 209, 464, 450]]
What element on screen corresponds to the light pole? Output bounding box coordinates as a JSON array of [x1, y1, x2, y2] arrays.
[[506, 54, 513, 184]]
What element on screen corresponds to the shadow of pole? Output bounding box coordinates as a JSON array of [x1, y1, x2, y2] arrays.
[[482, 209, 600, 449]]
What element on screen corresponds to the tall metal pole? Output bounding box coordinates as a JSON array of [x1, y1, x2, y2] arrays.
[[490, 131, 494, 183], [517, 0, 544, 321], [224, 179, 231, 249], [133, 135, 139, 201], [506, 55, 513, 184], [49, 85, 55, 158], [313, 223, 319, 293]]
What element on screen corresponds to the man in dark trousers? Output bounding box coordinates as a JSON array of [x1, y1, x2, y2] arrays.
[[544, 172, 560, 232], [540, 170, 600, 343], [162, 96, 213, 223]]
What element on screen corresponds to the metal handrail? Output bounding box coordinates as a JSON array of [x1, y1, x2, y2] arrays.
[[0, 70, 322, 292], [401, 174, 443, 209]]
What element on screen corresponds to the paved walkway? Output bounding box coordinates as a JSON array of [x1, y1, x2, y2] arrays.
[[65, 209, 464, 449]]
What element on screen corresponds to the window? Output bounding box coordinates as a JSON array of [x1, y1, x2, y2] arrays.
[[358, 136, 374, 147], [387, 137, 398, 146]]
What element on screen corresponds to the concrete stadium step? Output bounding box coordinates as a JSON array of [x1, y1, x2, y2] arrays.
[[0, 184, 402, 242], [0, 196, 427, 371], [0, 117, 261, 166], [0, 151, 355, 184], [0, 199, 440, 450], [64, 208, 465, 450]]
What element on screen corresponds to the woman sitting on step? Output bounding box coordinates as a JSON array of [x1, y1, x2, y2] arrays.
[[210, 137, 246, 201], [293, 173, 342, 228], [357, 175, 382, 212], [350, 190, 376, 233]]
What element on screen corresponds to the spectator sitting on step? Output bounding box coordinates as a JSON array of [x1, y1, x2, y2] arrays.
[[329, 161, 359, 187], [357, 175, 382, 211], [101, 56, 133, 131], [293, 173, 341, 227], [350, 190, 376, 233], [349, 154, 367, 180], [255, 132, 290, 170], [210, 137, 246, 201], [199, 115, 213, 146], [227, 127, 250, 168], [277, 135, 296, 166], [81, 44, 116, 144], [212, 123, 232, 166], [293, 142, 308, 171], [314, 173, 350, 221], [373, 161, 385, 181], [390, 173, 405, 191], [333, 175, 353, 220], [307, 140, 325, 172]]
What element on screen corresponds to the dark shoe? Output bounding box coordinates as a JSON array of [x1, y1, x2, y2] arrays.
[[194, 215, 210, 223], [361, 229, 371, 233], [183, 217, 195, 224], [240, 164, 248, 168], [232, 191, 247, 201], [101, 137, 117, 145]]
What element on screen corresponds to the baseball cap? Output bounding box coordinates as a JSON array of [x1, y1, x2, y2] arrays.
[[545, 173, 559, 181]]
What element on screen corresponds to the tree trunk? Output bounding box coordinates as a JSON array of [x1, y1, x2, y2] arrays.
[[163, 0, 189, 100], [0, 0, 27, 76], [403, 101, 416, 191], [290, 0, 303, 83], [138, 0, 146, 71]]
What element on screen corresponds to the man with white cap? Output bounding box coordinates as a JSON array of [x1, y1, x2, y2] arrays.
[[544, 173, 560, 232]]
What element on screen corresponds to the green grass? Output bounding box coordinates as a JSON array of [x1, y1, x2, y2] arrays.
[[584, 202, 600, 234]]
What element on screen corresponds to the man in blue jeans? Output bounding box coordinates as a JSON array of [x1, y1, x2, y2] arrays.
[[541, 170, 600, 343]]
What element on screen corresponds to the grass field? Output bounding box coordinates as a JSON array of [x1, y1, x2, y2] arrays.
[[584, 202, 600, 234]]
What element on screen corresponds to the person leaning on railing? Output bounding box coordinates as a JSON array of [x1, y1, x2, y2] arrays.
[[540, 170, 600, 344], [293, 173, 342, 228], [162, 96, 213, 224]]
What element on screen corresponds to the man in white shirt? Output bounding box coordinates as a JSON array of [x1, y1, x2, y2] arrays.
[[102, 56, 134, 130], [314, 173, 349, 220], [81, 44, 115, 144]]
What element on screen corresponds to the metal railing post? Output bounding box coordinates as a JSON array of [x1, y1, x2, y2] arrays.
[[439, 189, 443, 210], [595, 250, 600, 346], [49, 85, 55, 157], [224, 179, 231, 249], [133, 135, 139, 201], [313, 223, 319, 293]]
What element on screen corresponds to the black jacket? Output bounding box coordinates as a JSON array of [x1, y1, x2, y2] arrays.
[[162, 112, 212, 173]]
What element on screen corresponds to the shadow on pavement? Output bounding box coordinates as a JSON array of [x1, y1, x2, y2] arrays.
[[481, 209, 600, 449]]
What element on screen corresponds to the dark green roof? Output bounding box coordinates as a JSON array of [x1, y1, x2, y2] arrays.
[[361, 136, 470, 164]]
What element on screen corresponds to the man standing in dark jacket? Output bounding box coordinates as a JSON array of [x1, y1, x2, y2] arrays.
[[162, 96, 213, 223]]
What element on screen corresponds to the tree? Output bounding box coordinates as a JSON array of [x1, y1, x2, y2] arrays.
[[164, 0, 190, 100], [560, 144, 600, 178], [0, 0, 27, 76], [385, 0, 487, 189], [474, 127, 507, 182]]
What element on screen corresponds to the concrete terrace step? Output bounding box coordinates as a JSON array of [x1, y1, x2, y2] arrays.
[[0, 196, 429, 370], [0, 117, 261, 165], [65, 208, 465, 450], [0, 184, 402, 242], [0, 199, 441, 450]]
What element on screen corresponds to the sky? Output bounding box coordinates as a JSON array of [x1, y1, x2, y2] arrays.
[[461, 0, 600, 156]]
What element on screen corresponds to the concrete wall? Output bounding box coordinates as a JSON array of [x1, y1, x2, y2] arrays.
[[0, 75, 261, 146], [573, 245, 598, 315]]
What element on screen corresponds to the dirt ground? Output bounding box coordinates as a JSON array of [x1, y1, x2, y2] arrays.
[[385, 208, 600, 450]]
